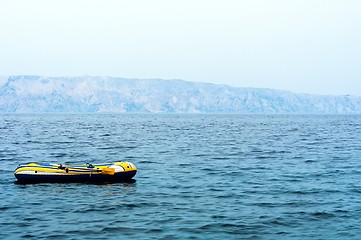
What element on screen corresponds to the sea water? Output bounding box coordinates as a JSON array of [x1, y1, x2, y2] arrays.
[[1, 114, 361, 239]]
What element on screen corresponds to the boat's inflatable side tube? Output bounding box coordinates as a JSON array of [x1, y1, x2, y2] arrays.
[[14, 161, 137, 183]]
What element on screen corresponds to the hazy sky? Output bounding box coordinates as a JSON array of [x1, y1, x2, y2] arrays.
[[1, 0, 360, 95]]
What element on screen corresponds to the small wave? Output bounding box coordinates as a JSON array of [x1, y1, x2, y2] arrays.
[[304, 159, 317, 163], [100, 226, 147, 234], [50, 153, 68, 158], [201, 167, 217, 172], [311, 211, 336, 219], [98, 146, 137, 150], [288, 189, 319, 195], [211, 156, 231, 160], [145, 228, 163, 234], [137, 160, 155, 164], [178, 163, 191, 167], [261, 218, 295, 227], [199, 222, 267, 236], [211, 215, 227, 219]]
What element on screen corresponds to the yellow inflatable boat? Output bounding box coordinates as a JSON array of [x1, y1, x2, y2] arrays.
[[14, 162, 137, 183]]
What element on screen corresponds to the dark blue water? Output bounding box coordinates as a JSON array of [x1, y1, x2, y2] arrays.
[[1, 114, 361, 239]]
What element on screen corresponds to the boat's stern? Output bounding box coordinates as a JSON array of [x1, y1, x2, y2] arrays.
[[14, 163, 66, 183]]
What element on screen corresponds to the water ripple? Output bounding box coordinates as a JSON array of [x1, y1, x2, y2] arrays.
[[1, 114, 361, 239]]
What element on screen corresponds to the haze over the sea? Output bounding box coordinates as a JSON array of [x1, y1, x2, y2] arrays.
[[1, 0, 360, 95]]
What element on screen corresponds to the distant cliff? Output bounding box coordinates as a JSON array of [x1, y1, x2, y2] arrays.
[[0, 75, 360, 113]]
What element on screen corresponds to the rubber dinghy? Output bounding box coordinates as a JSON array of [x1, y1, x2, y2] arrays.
[[14, 162, 137, 183]]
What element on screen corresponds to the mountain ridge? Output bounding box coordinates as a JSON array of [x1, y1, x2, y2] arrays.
[[0, 75, 360, 113]]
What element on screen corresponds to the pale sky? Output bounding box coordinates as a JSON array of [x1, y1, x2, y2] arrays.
[[1, 0, 360, 95]]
